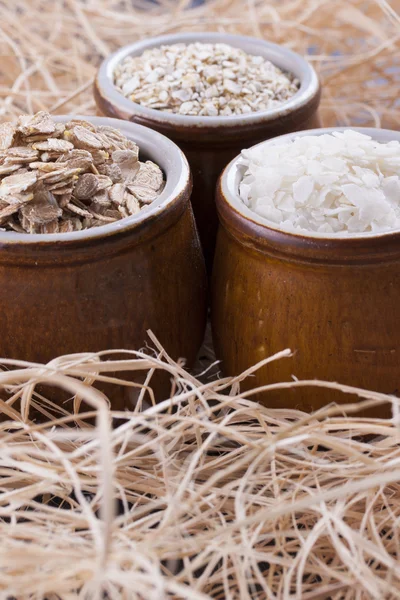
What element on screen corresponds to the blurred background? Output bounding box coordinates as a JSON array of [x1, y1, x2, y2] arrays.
[[0, 0, 398, 128]]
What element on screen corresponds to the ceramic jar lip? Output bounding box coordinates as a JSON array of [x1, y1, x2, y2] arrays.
[[218, 126, 400, 262], [95, 32, 320, 131], [0, 115, 190, 246]]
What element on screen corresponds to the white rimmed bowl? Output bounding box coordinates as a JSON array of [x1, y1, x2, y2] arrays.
[[94, 32, 321, 270], [212, 127, 400, 414], [0, 116, 207, 409]]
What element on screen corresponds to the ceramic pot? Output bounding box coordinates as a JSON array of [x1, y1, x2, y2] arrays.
[[0, 116, 207, 409], [94, 32, 321, 272], [212, 127, 400, 414]]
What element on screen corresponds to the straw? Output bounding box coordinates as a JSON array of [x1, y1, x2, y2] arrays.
[[0, 339, 400, 598], [0, 0, 399, 129]]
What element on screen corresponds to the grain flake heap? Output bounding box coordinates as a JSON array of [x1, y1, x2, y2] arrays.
[[239, 130, 400, 235], [0, 112, 165, 234], [114, 42, 299, 116]]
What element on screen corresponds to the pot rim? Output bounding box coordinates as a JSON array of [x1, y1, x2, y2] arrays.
[[220, 126, 400, 245], [96, 32, 319, 130], [0, 115, 190, 245]]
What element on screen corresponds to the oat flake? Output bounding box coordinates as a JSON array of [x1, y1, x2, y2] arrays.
[[0, 112, 165, 234], [114, 42, 299, 117]]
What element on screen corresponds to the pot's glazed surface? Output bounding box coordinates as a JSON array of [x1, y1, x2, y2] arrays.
[[94, 33, 321, 272], [212, 128, 400, 414], [0, 117, 207, 409]]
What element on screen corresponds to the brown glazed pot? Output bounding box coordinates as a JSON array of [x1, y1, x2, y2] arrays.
[[212, 127, 400, 415], [94, 32, 321, 272], [0, 116, 207, 410]]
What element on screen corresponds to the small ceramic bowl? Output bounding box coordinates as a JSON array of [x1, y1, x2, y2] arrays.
[[0, 116, 207, 408], [212, 127, 400, 414], [94, 32, 321, 271]]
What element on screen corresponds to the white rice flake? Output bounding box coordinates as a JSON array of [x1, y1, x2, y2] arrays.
[[238, 130, 400, 235], [293, 175, 314, 204]]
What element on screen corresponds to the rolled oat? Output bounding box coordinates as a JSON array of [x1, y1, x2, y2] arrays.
[[114, 42, 299, 117], [0, 112, 165, 234]]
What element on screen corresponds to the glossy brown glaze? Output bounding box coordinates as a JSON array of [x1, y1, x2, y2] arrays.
[[94, 86, 321, 272], [0, 197, 206, 410], [0, 118, 207, 411], [94, 33, 321, 272], [212, 131, 400, 416]]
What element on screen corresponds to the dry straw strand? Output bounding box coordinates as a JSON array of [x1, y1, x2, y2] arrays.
[[0, 339, 400, 598]]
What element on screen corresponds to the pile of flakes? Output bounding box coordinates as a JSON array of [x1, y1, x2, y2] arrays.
[[0, 112, 164, 234], [114, 42, 299, 117], [238, 130, 400, 235]]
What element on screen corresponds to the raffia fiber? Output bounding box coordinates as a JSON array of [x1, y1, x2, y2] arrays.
[[1, 341, 400, 599]]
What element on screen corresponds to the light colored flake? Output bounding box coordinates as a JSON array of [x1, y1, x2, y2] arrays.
[[0, 163, 23, 176], [0, 122, 15, 150], [57, 149, 93, 171], [5, 192, 34, 205], [33, 139, 74, 152], [127, 184, 158, 204], [293, 176, 314, 204], [112, 148, 140, 179], [7, 147, 39, 163], [17, 111, 56, 136], [29, 161, 68, 172], [118, 205, 129, 218], [122, 76, 140, 95], [0, 171, 37, 196], [23, 122, 66, 144], [38, 167, 81, 184], [125, 193, 140, 215], [47, 178, 75, 191], [238, 131, 400, 235], [95, 175, 113, 191], [223, 79, 241, 94], [90, 149, 110, 164], [65, 126, 110, 150], [0, 112, 164, 234], [96, 125, 131, 151], [133, 161, 164, 190], [112, 147, 139, 165], [171, 89, 192, 103], [179, 101, 194, 115], [88, 208, 118, 222], [114, 42, 299, 117], [64, 119, 96, 132], [108, 183, 126, 205], [65, 202, 92, 218]]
